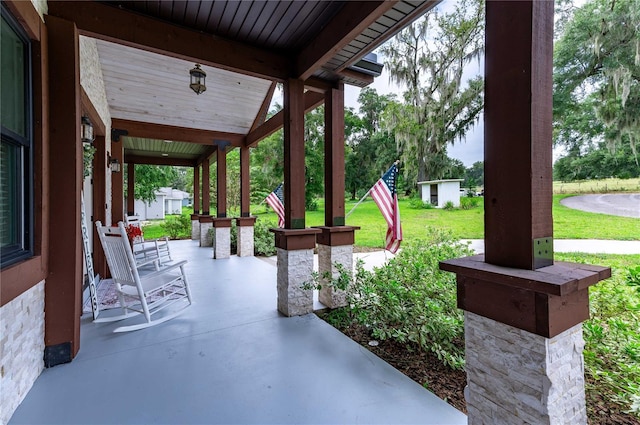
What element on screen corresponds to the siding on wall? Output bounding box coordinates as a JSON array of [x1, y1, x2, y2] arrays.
[[0, 281, 45, 425]]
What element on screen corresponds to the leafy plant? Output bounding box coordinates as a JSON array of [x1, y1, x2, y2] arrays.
[[443, 201, 455, 210], [408, 197, 428, 209], [459, 197, 479, 210], [328, 227, 472, 370], [161, 214, 191, 239], [83, 144, 96, 179], [253, 218, 277, 256]]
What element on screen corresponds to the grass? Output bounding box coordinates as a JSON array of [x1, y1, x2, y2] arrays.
[[554, 178, 640, 194], [140, 192, 638, 246]]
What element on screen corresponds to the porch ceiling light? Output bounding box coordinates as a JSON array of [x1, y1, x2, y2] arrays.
[[189, 64, 206, 95], [81, 116, 94, 144]]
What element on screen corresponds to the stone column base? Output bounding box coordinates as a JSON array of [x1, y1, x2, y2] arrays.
[[315, 226, 359, 309], [235, 217, 257, 257], [190, 214, 200, 240], [270, 228, 321, 317], [465, 312, 586, 424], [199, 216, 213, 247], [317, 244, 352, 308], [276, 247, 314, 316]]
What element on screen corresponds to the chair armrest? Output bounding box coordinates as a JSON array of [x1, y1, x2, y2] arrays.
[[142, 260, 187, 279]]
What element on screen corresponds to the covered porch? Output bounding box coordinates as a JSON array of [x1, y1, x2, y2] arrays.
[[9, 239, 465, 424]]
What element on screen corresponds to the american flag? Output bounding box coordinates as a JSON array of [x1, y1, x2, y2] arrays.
[[369, 163, 402, 253], [265, 182, 285, 228]]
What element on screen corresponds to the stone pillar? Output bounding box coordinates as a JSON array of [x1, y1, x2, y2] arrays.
[[315, 226, 359, 308], [464, 312, 587, 424], [199, 215, 213, 247], [440, 256, 611, 425], [235, 217, 256, 257], [190, 213, 200, 240], [212, 218, 232, 259], [271, 228, 320, 316]]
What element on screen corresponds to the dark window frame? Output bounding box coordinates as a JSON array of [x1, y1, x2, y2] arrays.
[[1, 3, 34, 268]]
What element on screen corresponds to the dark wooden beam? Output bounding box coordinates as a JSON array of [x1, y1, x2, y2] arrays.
[[240, 146, 250, 217], [216, 143, 228, 217], [80, 87, 105, 135], [304, 77, 335, 93], [111, 119, 245, 147], [4, 0, 41, 40], [250, 82, 277, 132], [124, 155, 196, 167], [127, 163, 135, 216], [337, 68, 374, 86], [246, 91, 324, 148], [193, 165, 200, 214], [45, 14, 82, 364], [484, 1, 554, 270], [92, 135, 108, 278], [47, 1, 291, 81], [324, 84, 346, 226], [295, 1, 396, 80], [112, 138, 124, 224], [196, 146, 217, 166], [202, 158, 211, 216], [283, 79, 306, 229]]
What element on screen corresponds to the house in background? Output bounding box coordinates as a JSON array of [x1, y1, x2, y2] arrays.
[[418, 179, 464, 208], [134, 187, 190, 220]]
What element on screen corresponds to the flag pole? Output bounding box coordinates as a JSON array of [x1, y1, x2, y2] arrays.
[[345, 160, 400, 219]]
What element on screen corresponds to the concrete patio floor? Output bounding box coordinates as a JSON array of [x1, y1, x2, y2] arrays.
[[9, 239, 466, 425]]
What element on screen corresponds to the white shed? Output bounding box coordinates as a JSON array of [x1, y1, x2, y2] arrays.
[[134, 187, 190, 220], [418, 179, 464, 208]]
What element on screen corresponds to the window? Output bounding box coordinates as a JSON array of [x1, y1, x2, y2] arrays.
[[1, 5, 33, 268]]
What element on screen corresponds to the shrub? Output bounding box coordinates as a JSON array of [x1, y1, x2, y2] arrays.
[[161, 214, 191, 239], [253, 217, 277, 256], [443, 200, 455, 210], [408, 197, 428, 209], [460, 197, 479, 210], [327, 227, 472, 370]]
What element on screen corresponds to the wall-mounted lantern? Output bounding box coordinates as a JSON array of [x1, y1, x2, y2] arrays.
[[81, 116, 94, 144], [189, 64, 206, 95], [109, 157, 121, 173]]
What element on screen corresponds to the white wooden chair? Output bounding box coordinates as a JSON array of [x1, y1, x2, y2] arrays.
[[94, 221, 192, 332], [124, 215, 172, 267]]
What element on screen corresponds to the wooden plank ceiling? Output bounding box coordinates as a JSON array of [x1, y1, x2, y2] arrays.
[[58, 1, 440, 165]]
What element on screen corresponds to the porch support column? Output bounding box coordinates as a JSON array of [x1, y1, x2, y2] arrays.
[[199, 158, 212, 246], [235, 146, 256, 256], [271, 78, 318, 316], [316, 84, 357, 308], [111, 138, 124, 224], [45, 15, 82, 365], [126, 162, 135, 216], [211, 142, 231, 258], [440, 2, 611, 424], [92, 135, 107, 278], [191, 164, 200, 240]]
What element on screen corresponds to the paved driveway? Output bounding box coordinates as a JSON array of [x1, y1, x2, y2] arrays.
[[560, 193, 640, 218]]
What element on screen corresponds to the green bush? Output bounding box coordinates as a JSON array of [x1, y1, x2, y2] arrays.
[[460, 197, 479, 210], [408, 197, 431, 209], [161, 214, 191, 239], [253, 217, 277, 256], [327, 227, 472, 369], [443, 200, 455, 210]]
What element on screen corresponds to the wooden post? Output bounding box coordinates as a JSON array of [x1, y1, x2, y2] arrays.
[[111, 140, 124, 224], [484, 0, 553, 270], [215, 142, 228, 218], [126, 162, 135, 216], [91, 135, 107, 277], [324, 83, 345, 226], [283, 78, 306, 229], [193, 164, 200, 214], [240, 146, 250, 217], [45, 15, 82, 365], [202, 157, 210, 216]]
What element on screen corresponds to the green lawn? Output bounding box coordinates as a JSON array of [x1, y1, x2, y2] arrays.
[[142, 193, 639, 247]]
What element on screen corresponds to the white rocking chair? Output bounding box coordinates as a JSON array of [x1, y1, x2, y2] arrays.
[[94, 221, 192, 332], [124, 215, 172, 267]]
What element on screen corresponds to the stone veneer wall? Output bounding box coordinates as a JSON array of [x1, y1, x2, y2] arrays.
[[317, 244, 352, 308], [213, 227, 230, 259], [465, 311, 587, 425], [0, 282, 45, 425], [236, 226, 254, 257], [276, 248, 314, 316]]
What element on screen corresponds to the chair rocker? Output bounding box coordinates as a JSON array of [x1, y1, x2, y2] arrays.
[[95, 221, 193, 332]]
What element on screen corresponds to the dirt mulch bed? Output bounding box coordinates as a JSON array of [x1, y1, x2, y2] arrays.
[[317, 314, 640, 425]]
